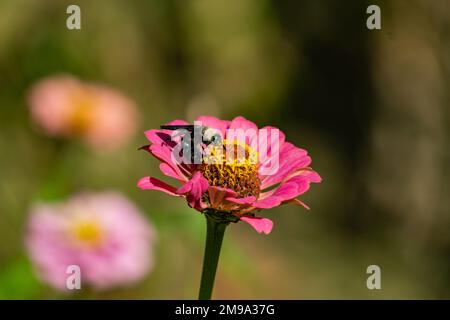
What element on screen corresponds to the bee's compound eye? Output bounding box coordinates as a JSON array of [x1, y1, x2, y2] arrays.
[[211, 134, 222, 145], [203, 128, 222, 144]]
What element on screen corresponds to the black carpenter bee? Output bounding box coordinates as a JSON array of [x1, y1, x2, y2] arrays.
[[160, 124, 222, 164]]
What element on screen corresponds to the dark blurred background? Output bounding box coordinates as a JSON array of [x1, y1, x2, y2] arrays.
[[0, 0, 449, 299]]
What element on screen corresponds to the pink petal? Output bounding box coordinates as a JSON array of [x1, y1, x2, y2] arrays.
[[159, 163, 185, 181], [208, 186, 237, 208], [177, 172, 207, 194], [252, 197, 282, 209], [286, 198, 310, 210], [259, 142, 311, 189], [260, 126, 286, 145], [144, 120, 189, 146], [302, 170, 322, 183], [289, 170, 322, 184], [137, 176, 179, 195], [279, 169, 322, 188], [226, 116, 259, 146], [177, 172, 209, 210], [149, 144, 189, 179], [228, 116, 258, 132], [240, 216, 273, 234], [144, 130, 174, 146], [258, 126, 286, 165], [254, 171, 320, 209], [225, 196, 257, 205], [195, 116, 230, 137]]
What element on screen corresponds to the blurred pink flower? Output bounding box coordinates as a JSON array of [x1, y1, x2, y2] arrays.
[[138, 116, 321, 235], [26, 192, 156, 291], [28, 75, 138, 151]]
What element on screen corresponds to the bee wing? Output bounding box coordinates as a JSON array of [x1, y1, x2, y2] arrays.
[[160, 125, 196, 131]]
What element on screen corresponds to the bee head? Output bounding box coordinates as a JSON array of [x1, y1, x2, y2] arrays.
[[202, 127, 222, 146]]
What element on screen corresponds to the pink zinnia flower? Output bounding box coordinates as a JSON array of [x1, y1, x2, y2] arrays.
[[28, 75, 138, 151], [26, 192, 156, 291], [138, 116, 321, 234]]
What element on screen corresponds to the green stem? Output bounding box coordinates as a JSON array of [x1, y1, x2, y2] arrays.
[[198, 214, 228, 300]]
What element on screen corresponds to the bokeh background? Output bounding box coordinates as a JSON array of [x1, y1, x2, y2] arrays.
[[1, 0, 449, 299]]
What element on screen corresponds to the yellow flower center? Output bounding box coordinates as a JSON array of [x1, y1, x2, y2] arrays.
[[68, 90, 94, 135], [200, 140, 260, 198], [72, 220, 102, 246]]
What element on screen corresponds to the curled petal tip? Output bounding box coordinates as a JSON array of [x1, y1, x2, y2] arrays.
[[137, 176, 178, 195], [240, 216, 273, 235]]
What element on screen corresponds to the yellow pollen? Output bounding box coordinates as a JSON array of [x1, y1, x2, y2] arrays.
[[200, 140, 260, 198], [72, 220, 102, 246]]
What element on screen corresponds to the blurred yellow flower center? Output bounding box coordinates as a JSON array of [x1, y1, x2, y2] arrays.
[[200, 140, 260, 198], [72, 220, 102, 246], [69, 91, 94, 135]]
